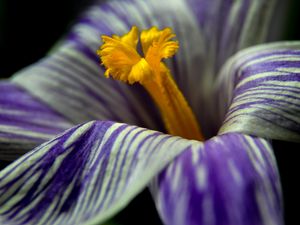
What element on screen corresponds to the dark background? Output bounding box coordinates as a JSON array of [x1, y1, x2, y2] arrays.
[[0, 0, 299, 224]]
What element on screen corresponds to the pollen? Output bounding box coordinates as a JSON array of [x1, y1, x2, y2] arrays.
[[97, 26, 204, 141]]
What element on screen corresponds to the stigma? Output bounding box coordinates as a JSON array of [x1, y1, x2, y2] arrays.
[[97, 26, 204, 141]]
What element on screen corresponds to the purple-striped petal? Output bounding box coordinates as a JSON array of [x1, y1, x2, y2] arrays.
[[151, 133, 283, 225], [215, 42, 300, 142], [11, 0, 279, 136], [0, 120, 199, 225], [0, 82, 72, 161], [187, 0, 281, 137]]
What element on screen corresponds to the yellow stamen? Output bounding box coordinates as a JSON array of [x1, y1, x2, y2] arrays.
[[97, 26, 204, 141]]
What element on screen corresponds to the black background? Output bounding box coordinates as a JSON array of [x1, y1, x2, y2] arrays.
[[0, 0, 299, 224]]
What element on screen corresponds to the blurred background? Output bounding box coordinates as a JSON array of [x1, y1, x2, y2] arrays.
[[0, 0, 299, 224]]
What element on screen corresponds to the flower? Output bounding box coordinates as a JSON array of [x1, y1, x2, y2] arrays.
[[0, 0, 299, 225]]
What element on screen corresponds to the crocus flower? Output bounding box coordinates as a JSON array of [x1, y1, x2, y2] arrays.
[[0, 0, 299, 225]]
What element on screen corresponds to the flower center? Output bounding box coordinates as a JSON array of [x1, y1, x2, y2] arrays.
[[97, 26, 204, 141]]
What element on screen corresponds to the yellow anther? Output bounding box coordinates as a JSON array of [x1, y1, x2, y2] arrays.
[[97, 26, 204, 141], [97, 27, 142, 83], [113, 26, 139, 48]]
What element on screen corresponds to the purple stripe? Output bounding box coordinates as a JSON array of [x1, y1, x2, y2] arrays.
[[106, 128, 146, 206], [124, 131, 161, 183], [232, 94, 300, 108], [94, 126, 138, 210], [259, 83, 300, 92], [235, 73, 300, 95], [239, 60, 300, 79], [85, 124, 128, 211], [144, 136, 181, 167], [236, 86, 300, 96]]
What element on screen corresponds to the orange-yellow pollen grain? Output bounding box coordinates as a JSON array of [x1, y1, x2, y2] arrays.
[[97, 26, 204, 141]]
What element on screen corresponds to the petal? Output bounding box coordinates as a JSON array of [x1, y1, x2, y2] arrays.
[[0, 82, 72, 161], [216, 42, 300, 142], [12, 44, 161, 131], [11, 0, 279, 136], [151, 133, 283, 225], [0, 120, 199, 225]]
